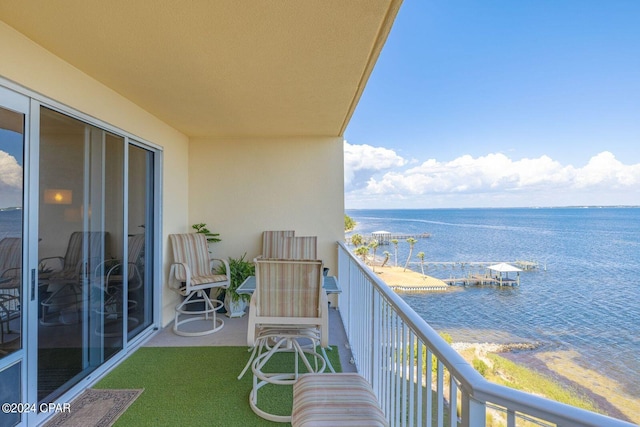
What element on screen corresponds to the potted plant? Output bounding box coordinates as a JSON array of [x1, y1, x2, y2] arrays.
[[192, 223, 221, 245], [189, 223, 224, 309], [216, 253, 254, 317]]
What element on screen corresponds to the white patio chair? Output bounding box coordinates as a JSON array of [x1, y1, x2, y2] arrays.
[[245, 258, 328, 423], [168, 233, 230, 336]]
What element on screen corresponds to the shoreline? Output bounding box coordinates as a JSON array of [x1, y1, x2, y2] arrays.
[[365, 262, 640, 424], [451, 341, 638, 424]]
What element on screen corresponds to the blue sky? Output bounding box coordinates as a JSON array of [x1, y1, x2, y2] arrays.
[[344, 0, 640, 208]]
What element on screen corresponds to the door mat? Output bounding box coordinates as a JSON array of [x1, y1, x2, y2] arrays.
[[43, 388, 143, 427]]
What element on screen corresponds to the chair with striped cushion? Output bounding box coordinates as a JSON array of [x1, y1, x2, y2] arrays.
[[261, 230, 295, 259], [40, 231, 106, 281], [39, 231, 107, 325], [246, 258, 329, 422], [291, 373, 389, 427], [169, 233, 230, 336], [283, 236, 317, 260]]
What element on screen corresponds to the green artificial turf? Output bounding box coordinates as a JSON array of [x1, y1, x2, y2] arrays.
[[95, 346, 341, 426]]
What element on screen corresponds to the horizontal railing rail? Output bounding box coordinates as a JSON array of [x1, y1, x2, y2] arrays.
[[337, 241, 635, 427]]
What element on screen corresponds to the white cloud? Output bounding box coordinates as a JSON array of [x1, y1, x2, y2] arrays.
[[0, 151, 22, 188], [575, 151, 640, 188], [345, 147, 640, 208], [0, 150, 23, 207], [344, 140, 407, 187]]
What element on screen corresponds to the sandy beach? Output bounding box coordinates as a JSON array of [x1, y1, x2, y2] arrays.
[[372, 264, 450, 291], [369, 264, 640, 424]]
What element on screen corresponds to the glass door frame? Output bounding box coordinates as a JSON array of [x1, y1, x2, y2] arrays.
[[0, 84, 31, 427], [1, 78, 163, 426]]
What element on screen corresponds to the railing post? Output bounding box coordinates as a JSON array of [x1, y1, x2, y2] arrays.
[[460, 392, 486, 427], [371, 289, 381, 402]]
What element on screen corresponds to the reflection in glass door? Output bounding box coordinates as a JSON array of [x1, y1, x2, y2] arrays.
[[127, 145, 154, 339], [0, 94, 26, 427], [37, 107, 125, 402]]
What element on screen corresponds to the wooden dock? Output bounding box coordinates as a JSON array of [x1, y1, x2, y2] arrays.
[[406, 260, 539, 271], [443, 274, 519, 287], [362, 232, 431, 245]]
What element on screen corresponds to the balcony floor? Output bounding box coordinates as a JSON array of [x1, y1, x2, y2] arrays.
[[143, 306, 356, 373]]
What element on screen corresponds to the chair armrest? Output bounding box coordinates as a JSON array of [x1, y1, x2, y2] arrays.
[[209, 257, 230, 278], [101, 260, 143, 294], [38, 256, 64, 272], [127, 261, 143, 290], [0, 267, 21, 278], [168, 262, 191, 292]]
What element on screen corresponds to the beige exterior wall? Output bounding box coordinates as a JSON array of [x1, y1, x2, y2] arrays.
[[0, 21, 189, 325], [1, 20, 347, 326], [188, 137, 344, 275]]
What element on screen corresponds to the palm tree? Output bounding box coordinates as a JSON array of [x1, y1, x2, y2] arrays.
[[381, 251, 391, 267], [369, 240, 379, 272], [351, 233, 364, 247], [355, 245, 369, 263], [417, 251, 426, 276], [344, 214, 356, 232], [391, 239, 399, 267], [404, 237, 417, 272]]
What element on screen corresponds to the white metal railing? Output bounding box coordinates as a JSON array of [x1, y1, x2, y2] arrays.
[[337, 242, 635, 427]]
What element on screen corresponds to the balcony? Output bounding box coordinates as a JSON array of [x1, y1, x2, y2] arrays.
[[335, 242, 635, 427], [93, 242, 636, 427]]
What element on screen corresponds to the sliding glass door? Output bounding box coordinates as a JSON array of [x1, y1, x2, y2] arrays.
[[0, 87, 27, 427], [36, 107, 156, 404], [37, 107, 126, 402], [0, 86, 158, 426], [127, 145, 155, 339]]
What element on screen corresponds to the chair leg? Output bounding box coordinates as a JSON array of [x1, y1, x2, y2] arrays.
[[173, 290, 224, 336], [248, 332, 327, 423], [238, 341, 264, 380]]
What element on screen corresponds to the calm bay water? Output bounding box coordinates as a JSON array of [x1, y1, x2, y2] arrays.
[[346, 207, 640, 398]]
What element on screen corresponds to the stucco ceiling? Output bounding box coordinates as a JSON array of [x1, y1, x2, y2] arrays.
[[0, 0, 401, 138]]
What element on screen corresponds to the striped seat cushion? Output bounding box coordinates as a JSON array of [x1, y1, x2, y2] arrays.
[[191, 274, 229, 285], [292, 373, 388, 427]]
